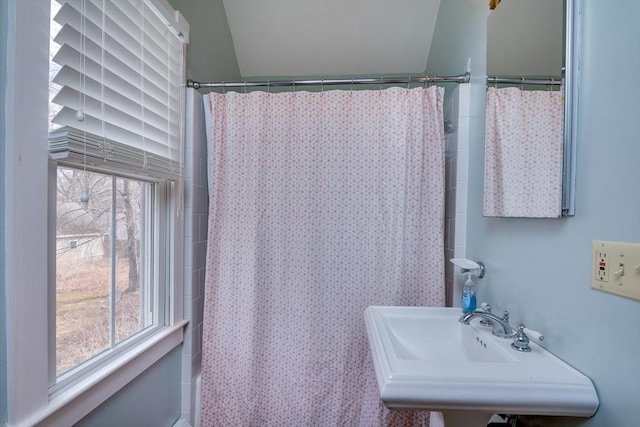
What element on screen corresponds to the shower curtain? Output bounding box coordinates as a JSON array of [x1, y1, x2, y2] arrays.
[[201, 86, 445, 426], [483, 87, 564, 217]]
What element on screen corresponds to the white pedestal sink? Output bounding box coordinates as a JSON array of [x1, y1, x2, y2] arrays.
[[364, 306, 599, 427]]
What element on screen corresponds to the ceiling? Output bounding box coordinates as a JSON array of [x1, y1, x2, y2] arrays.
[[222, 0, 442, 77]]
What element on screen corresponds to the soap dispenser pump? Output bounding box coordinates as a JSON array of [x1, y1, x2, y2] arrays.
[[450, 259, 485, 313]]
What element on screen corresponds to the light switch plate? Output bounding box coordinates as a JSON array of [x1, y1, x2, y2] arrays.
[[591, 240, 640, 301]]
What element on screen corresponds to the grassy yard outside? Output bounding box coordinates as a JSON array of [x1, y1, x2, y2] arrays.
[[56, 256, 142, 375]]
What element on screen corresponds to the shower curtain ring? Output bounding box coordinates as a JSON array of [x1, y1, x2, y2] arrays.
[[351, 78, 354, 93], [321, 78, 324, 93], [380, 77, 384, 91], [407, 77, 411, 90], [520, 77, 524, 90], [244, 81, 248, 94], [268, 80, 270, 93], [222, 82, 226, 94]]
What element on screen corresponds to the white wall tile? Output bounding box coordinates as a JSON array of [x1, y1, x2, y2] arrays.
[[199, 157, 209, 186], [192, 296, 204, 327], [457, 84, 471, 117], [181, 353, 193, 380], [181, 382, 192, 412], [184, 238, 193, 269], [456, 117, 470, 150], [182, 324, 193, 355], [454, 214, 467, 248], [199, 214, 209, 242], [192, 352, 202, 377], [456, 149, 469, 183]]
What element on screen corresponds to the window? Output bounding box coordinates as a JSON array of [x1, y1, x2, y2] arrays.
[[1, 0, 187, 424], [55, 165, 155, 377], [47, 0, 186, 387]]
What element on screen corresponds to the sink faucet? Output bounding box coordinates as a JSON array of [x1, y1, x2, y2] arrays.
[[459, 310, 516, 338]]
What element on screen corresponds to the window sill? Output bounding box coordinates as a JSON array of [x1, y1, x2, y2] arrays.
[[14, 320, 188, 427]]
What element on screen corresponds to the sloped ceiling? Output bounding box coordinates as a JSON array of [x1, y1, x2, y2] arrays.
[[222, 0, 442, 78]]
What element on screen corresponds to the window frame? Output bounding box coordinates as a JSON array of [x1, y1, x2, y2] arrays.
[[2, 1, 187, 426], [48, 162, 171, 393]]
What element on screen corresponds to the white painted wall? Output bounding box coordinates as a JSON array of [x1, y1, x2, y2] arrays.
[[429, 0, 640, 425], [167, 0, 241, 82], [0, 0, 8, 422]]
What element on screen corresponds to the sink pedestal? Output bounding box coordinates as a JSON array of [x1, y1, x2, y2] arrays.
[[441, 410, 494, 427]]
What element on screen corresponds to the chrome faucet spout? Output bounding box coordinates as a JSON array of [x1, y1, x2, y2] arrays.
[[459, 310, 516, 338]]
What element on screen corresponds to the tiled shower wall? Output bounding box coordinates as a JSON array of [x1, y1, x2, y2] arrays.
[[181, 88, 208, 424], [443, 84, 470, 307]]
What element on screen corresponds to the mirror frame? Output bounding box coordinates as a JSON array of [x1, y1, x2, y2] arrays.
[[562, 0, 580, 216]]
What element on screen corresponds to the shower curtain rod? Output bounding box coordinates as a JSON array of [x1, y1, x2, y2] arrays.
[[487, 76, 563, 86], [187, 72, 470, 90]]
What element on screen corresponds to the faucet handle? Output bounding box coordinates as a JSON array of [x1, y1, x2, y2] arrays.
[[511, 324, 532, 352], [479, 303, 493, 327], [523, 327, 544, 343]]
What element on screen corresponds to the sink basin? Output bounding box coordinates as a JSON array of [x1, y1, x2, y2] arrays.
[[384, 312, 512, 363], [364, 306, 599, 424]]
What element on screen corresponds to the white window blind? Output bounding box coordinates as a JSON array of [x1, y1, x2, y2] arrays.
[[49, 0, 185, 179]]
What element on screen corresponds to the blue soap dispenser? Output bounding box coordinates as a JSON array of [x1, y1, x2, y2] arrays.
[[461, 272, 476, 313], [450, 258, 484, 314]]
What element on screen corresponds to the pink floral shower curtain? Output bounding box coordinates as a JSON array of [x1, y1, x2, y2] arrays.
[[483, 87, 564, 217], [201, 87, 445, 426]]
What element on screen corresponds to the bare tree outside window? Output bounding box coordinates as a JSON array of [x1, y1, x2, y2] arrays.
[[55, 166, 152, 375]]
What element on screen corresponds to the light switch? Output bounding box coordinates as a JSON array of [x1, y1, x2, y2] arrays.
[[591, 240, 640, 301]]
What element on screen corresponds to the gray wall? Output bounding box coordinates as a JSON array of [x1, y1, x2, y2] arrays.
[[76, 346, 182, 427], [167, 0, 241, 82], [425, 0, 488, 119], [487, 0, 564, 76], [0, 0, 8, 422], [428, 0, 640, 426]]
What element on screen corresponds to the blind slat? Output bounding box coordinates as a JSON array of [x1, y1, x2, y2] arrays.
[[53, 21, 181, 99], [54, 1, 180, 71], [52, 87, 181, 150], [52, 58, 179, 119], [49, 127, 182, 179], [49, 0, 184, 179]]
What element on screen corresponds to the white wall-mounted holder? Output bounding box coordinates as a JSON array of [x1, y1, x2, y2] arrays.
[[450, 258, 485, 278]]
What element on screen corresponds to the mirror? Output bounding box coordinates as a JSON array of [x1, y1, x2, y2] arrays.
[[484, 0, 578, 217]]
